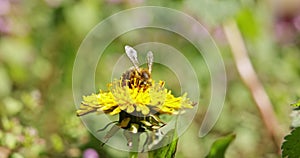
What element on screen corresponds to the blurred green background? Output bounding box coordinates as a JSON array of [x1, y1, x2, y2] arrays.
[[0, 0, 300, 157]]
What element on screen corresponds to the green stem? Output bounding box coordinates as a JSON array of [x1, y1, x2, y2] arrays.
[[129, 151, 138, 158]]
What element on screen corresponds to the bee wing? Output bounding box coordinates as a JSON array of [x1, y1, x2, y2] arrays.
[[147, 51, 153, 73], [125, 45, 140, 70]]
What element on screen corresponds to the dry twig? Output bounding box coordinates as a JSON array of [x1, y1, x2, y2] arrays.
[[223, 20, 282, 149]]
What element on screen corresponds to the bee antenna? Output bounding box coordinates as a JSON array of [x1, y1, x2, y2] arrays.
[[125, 45, 140, 70], [147, 51, 153, 73]]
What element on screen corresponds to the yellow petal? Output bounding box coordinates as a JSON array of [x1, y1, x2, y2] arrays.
[[141, 106, 150, 115], [127, 105, 135, 113], [110, 107, 121, 115]]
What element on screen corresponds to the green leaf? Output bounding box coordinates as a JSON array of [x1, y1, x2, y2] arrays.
[[3, 97, 23, 116], [205, 133, 236, 158], [11, 153, 24, 158], [236, 8, 260, 41], [291, 100, 300, 107], [185, 0, 241, 26], [129, 152, 138, 158], [148, 129, 178, 158], [282, 127, 300, 158], [4, 133, 17, 149], [50, 134, 64, 152]]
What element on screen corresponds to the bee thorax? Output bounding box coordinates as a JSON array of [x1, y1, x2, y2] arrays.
[[121, 68, 152, 90]]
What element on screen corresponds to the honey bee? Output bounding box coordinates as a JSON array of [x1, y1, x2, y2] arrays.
[[121, 45, 153, 90], [117, 46, 165, 132]]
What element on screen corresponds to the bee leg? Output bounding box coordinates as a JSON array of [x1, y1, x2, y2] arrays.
[[150, 114, 166, 127], [123, 127, 141, 151], [101, 124, 121, 147], [141, 132, 150, 152], [146, 131, 157, 149], [123, 129, 133, 147], [97, 121, 118, 132]]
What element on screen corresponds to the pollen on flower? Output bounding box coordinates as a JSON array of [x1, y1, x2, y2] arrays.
[[76, 79, 195, 117]]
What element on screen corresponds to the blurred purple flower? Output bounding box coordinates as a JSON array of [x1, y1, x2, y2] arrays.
[[44, 0, 62, 8], [274, 15, 297, 44], [0, 0, 10, 15], [0, 17, 10, 35], [106, 0, 122, 4], [106, 0, 144, 4], [83, 148, 99, 158], [213, 27, 227, 45], [293, 14, 300, 31]]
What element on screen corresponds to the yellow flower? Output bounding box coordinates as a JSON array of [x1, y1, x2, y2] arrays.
[[76, 79, 195, 117], [76, 45, 197, 148]]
